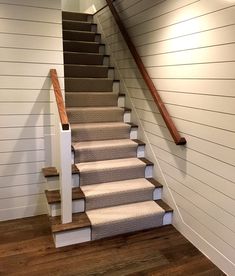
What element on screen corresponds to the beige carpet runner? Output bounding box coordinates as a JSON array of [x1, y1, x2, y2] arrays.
[[63, 11, 165, 240]]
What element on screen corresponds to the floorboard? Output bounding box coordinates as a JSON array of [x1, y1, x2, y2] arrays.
[[0, 215, 226, 275]]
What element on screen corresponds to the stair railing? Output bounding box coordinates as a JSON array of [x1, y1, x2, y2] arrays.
[[50, 69, 72, 224], [105, 0, 186, 145]]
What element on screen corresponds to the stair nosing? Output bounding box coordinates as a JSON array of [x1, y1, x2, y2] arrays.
[[139, 157, 154, 166], [46, 187, 85, 204], [50, 212, 91, 233], [63, 40, 103, 46], [63, 19, 96, 25], [63, 29, 100, 35], [64, 51, 109, 57], [42, 164, 79, 178], [155, 199, 173, 213]]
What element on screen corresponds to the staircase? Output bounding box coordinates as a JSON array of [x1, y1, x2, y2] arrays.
[[43, 11, 173, 248]]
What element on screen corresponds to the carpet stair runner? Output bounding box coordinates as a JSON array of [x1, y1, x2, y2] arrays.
[[43, 11, 173, 247]]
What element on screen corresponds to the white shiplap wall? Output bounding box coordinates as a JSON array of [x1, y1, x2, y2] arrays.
[[0, 0, 63, 221], [62, 0, 106, 13], [95, 0, 235, 275]]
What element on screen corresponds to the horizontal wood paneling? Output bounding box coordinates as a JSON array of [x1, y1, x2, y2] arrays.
[[97, 0, 235, 273], [0, 89, 64, 102], [0, 183, 45, 199], [0, 126, 53, 140], [0, 77, 64, 89], [123, 77, 235, 97], [174, 196, 235, 264], [0, 162, 45, 177], [0, 151, 45, 165], [0, 0, 61, 9], [0, 19, 62, 37], [0, 48, 63, 63], [0, 115, 54, 128], [0, 173, 44, 188], [0, 62, 64, 77], [121, 62, 235, 80], [0, 103, 52, 115], [0, 194, 45, 209], [0, 3, 61, 23], [133, 9, 235, 47], [0, 34, 63, 51], [0, 139, 45, 153], [0, 0, 62, 221]]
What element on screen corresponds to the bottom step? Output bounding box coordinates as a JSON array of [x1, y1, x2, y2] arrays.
[[50, 200, 173, 247]]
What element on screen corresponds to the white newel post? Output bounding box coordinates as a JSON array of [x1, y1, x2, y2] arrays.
[[59, 123, 72, 224]]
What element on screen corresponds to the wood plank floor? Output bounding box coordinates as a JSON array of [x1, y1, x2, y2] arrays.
[[0, 215, 225, 276]]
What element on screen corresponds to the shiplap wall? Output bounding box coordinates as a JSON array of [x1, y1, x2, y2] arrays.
[[0, 0, 63, 221], [63, 0, 106, 13], [95, 0, 235, 274]]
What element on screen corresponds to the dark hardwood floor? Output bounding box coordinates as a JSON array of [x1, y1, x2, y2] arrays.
[[0, 215, 225, 276]]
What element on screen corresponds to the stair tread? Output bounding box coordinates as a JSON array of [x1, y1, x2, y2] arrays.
[[71, 122, 132, 129], [76, 157, 151, 173], [86, 201, 165, 225], [81, 178, 157, 198], [45, 178, 163, 205], [42, 164, 79, 178], [66, 106, 125, 111], [66, 91, 117, 95], [63, 30, 96, 34], [72, 139, 143, 150], [155, 199, 173, 213], [50, 212, 91, 233], [65, 77, 114, 80], [46, 187, 85, 204], [63, 40, 102, 45], [63, 19, 96, 25], [64, 51, 107, 56], [64, 64, 109, 68]]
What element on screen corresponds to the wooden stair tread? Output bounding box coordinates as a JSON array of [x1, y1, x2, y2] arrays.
[[45, 187, 85, 204], [50, 212, 91, 233], [139, 157, 154, 166], [155, 199, 173, 213], [42, 167, 58, 177], [127, 122, 138, 128], [132, 139, 145, 146], [42, 164, 79, 178], [147, 178, 163, 188]]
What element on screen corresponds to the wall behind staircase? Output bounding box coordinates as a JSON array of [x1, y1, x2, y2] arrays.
[[95, 0, 235, 274], [0, 0, 63, 221]]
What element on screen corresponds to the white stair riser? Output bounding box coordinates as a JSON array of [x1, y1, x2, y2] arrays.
[[91, 24, 97, 33], [48, 186, 161, 217], [113, 81, 119, 93], [103, 56, 109, 66], [53, 210, 172, 248], [48, 199, 85, 217], [87, 15, 93, 23], [53, 227, 91, 248], [163, 212, 173, 225], [130, 127, 138, 139], [95, 34, 101, 43], [145, 164, 153, 178], [99, 44, 105, 54], [44, 174, 79, 190], [124, 111, 131, 123], [118, 95, 125, 107]]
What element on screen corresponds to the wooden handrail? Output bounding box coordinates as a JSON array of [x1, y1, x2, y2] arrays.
[[106, 0, 186, 145], [50, 69, 69, 131]]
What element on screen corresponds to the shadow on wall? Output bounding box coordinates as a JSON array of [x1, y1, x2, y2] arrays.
[[0, 76, 55, 220]]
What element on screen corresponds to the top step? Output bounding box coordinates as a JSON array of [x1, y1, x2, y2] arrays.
[[62, 11, 93, 22]]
